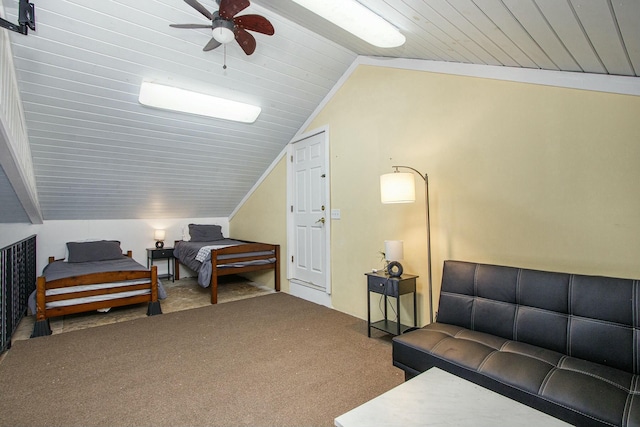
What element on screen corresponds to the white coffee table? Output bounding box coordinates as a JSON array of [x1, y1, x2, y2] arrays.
[[335, 368, 571, 427]]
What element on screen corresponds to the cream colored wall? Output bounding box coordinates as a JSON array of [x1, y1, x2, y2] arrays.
[[233, 63, 640, 326], [229, 157, 288, 292]]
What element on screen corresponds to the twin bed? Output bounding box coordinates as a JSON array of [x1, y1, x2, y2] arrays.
[[30, 227, 280, 338], [172, 224, 280, 304], [30, 240, 165, 338]]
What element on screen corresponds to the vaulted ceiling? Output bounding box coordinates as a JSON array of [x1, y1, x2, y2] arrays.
[[2, 0, 639, 223]]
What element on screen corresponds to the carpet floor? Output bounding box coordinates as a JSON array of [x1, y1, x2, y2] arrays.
[[0, 292, 403, 427]]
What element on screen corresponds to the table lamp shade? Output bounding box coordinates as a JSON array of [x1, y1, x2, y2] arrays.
[[380, 172, 416, 203], [384, 240, 404, 261], [154, 229, 166, 241]]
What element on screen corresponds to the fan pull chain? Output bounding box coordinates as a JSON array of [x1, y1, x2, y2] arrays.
[[223, 44, 227, 70]]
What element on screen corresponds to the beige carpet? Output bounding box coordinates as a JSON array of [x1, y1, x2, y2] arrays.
[[12, 275, 274, 340], [0, 292, 402, 427]]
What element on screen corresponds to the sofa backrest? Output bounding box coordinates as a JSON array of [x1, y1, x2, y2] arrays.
[[437, 260, 639, 374]]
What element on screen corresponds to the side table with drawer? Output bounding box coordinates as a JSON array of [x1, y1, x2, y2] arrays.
[[365, 271, 418, 337], [146, 247, 175, 282]]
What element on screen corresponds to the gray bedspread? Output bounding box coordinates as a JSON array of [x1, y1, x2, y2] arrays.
[[173, 239, 275, 288], [28, 256, 167, 314], [173, 239, 241, 272]]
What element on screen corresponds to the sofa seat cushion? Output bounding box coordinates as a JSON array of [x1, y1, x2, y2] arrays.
[[393, 323, 640, 426]]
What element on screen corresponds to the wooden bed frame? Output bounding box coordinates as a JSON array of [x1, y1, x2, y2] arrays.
[[31, 251, 161, 338], [174, 241, 280, 304]]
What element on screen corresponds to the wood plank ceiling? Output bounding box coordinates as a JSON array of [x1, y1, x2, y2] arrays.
[[1, 0, 639, 222]]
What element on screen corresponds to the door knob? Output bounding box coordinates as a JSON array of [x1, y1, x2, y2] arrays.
[[315, 217, 325, 224]]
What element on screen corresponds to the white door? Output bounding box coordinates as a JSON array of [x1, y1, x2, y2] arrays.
[[289, 130, 329, 294]]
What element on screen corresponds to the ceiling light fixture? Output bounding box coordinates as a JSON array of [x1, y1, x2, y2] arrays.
[[138, 82, 261, 123], [212, 19, 235, 44], [291, 0, 405, 48]]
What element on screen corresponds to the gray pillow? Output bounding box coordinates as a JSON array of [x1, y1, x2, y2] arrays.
[[189, 224, 224, 241], [66, 240, 123, 263]]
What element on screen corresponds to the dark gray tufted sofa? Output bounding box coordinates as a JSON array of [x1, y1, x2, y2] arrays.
[[392, 260, 640, 426]]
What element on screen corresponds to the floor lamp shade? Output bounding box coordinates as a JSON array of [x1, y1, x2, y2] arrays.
[[380, 172, 416, 204]]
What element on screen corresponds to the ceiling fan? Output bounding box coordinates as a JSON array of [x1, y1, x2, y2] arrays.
[[170, 0, 274, 56]]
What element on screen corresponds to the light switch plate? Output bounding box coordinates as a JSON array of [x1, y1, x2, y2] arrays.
[[331, 209, 341, 220]]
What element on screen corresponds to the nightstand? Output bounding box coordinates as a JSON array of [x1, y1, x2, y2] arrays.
[[146, 247, 174, 282], [365, 271, 418, 337]]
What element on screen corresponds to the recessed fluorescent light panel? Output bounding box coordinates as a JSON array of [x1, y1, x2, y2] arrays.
[[291, 0, 405, 48], [138, 82, 261, 123]]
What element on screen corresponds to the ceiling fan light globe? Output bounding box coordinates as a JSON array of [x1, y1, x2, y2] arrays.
[[212, 20, 236, 44], [213, 27, 234, 43]]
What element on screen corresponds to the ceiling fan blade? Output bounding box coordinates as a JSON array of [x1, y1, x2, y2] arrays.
[[203, 38, 222, 51], [219, 0, 250, 20], [234, 28, 256, 55], [184, 0, 213, 20], [170, 24, 214, 29], [234, 14, 274, 35]]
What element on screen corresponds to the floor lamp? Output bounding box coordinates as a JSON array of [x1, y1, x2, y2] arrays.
[[380, 166, 434, 324]]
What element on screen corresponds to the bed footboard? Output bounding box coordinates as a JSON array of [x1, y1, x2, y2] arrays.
[[209, 242, 280, 304], [31, 266, 160, 338]]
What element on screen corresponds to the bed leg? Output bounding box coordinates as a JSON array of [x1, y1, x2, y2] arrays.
[[210, 250, 218, 304], [147, 301, 162, 316], [174, 257, 181, 280], [275, 245, 281, 292], [31, 319, 52, 338], [211, 274, 218, 304]]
